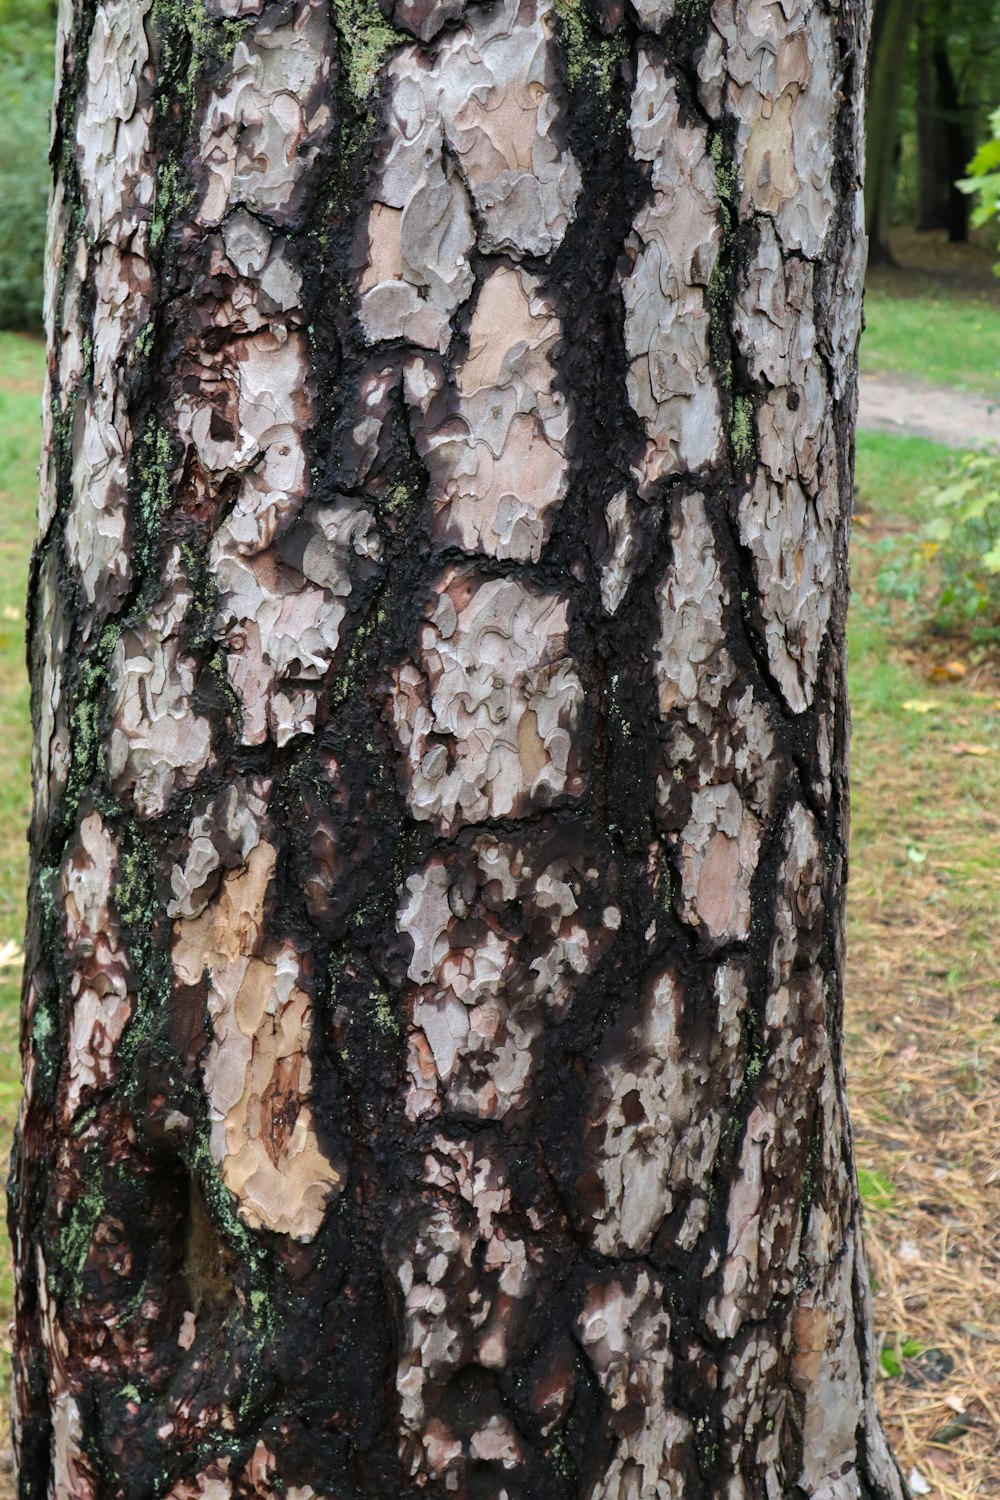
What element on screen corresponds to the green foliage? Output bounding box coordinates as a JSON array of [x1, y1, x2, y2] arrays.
[[921, 449, 1000, 635], [878, 0, 1000, 232], [960, 104, 1000, 254], [0, 5, 55, 331], [879, 1335, 924, 1381], [877, 449, 1000, 641], [857, 1166, 896, 1212]]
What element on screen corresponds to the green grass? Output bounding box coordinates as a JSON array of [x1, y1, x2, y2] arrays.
[[861, 287, 1000, 400], [849, 433, 957, 743], [857, 1166, 896, 1213], [0, 334, 40, 946], [849, 430, 1000, 989], [851, 429, 998, 762], [853, 430, 955, 525], [0, 331, 41, 1392]]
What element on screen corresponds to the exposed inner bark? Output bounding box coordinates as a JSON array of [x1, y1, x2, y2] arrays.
[[11, 1, 904, 1497]]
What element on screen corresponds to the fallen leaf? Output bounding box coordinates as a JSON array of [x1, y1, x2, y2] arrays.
[[907, 1469, 931, 1496], [0, 940, 24, 971], [902, 700, 938, 714], [907, 846, 928, 864], [928, 660, 968, 682], [931, 1412, 975, 1444], [948, 742, 993, 757]]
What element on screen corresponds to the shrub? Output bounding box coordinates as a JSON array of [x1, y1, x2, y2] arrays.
[[0, 12, 55, 332], [877, 448, 1000, 643], [921, 448, 1000, 637], [961, 104, 1000, 260]]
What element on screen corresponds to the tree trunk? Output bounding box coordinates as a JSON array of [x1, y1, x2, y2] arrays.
[[865, 0, 914, 264], [916, 15, 952, 232], [916, 23, 972, 242], [12, 2, 904, 1498], [932, 39, 972, 243]]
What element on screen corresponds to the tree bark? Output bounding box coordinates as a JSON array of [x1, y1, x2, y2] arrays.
[[864, 0, 914, 265], [12, 2, 905, 1498]]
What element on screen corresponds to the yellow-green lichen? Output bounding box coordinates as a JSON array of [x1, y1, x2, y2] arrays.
[[370, 980, 400, 1036], [730, 394, 754, 465], [151, 0, 250, 94], [136, 421, 173, 559], [332, 0, 404, 100], [709, 134, 737, 202], [64, 621, 122, 813], [150, 158, 192, 252], [58, 1169, 105, 1304], [116, 835, 156, 937], [553, 0, 626, 100], [134, 320, 155, 361]]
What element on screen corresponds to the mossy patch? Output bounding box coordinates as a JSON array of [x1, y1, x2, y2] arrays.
[[115, 824, 157, 952], [709, 131, 738, 206], [370, 978, 400, 1035], [57, 1165, 105, 1305], [331, 0, 405, 101], [149, 158, 189, 252], [729, 393, 754, 465], [151, 0, 250, 95], [64, 621, 122, 819], [553, 0, 627, 101], [136, 421, 173, 548]]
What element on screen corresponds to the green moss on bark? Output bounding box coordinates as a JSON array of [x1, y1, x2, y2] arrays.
[[151, 0, 251, 95], [331, 0, 405, 100], [57, 1163, 105, 1305], [63, 622, 122, 820], [553, 0, 627, 104], [730, 394, 754, 464]]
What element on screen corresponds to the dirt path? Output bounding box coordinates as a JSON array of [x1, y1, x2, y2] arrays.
[[859, 372, 1000, 449]]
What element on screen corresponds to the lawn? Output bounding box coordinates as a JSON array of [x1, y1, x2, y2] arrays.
[[861, 286, 1000, 400], [0, 298, 996, 1495], [0, 332, 41, 1414]]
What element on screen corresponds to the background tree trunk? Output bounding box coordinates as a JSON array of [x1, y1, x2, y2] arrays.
[[865, 0, 915, 264], [11, 1, 905, 1498], [916, 16, 972, 241], [916, 15, 953, 233]]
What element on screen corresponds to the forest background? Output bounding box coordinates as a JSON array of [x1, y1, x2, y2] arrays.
[[0, 0, 997, 1494]]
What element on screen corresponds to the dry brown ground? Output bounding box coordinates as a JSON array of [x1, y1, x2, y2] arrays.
[[847, 838, 1000, 1500], [868, 226, 1000, 305]]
